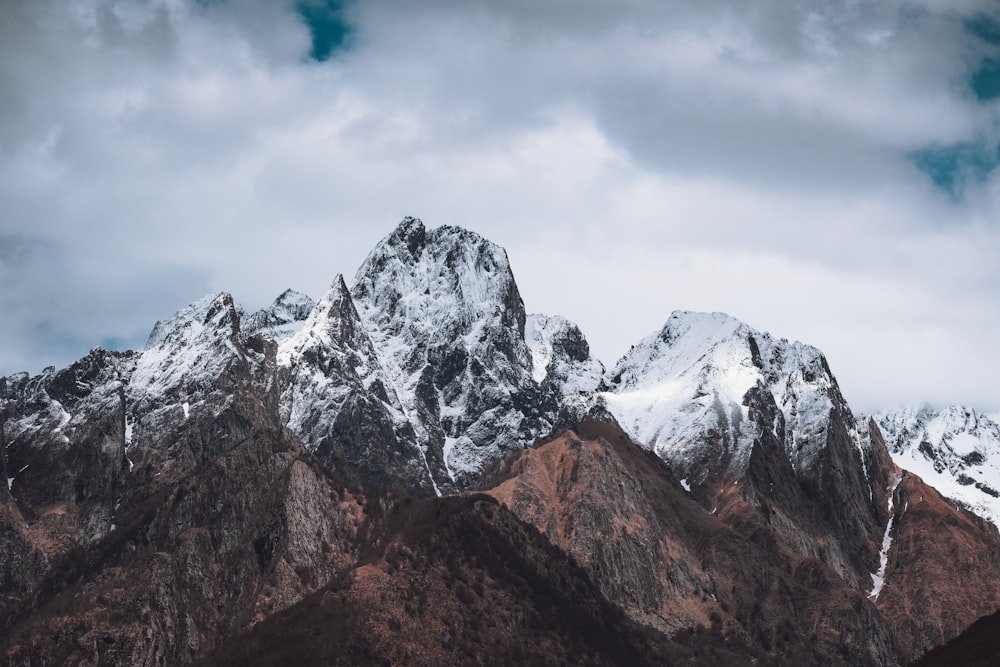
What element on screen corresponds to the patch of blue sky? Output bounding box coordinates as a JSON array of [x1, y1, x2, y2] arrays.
[[296, 0, 352, 62], [971, 61, 1000, 102], [965, 13, 1000, 46], [912, 142, 1000, 199], [966, 14, 1000, 101], [911, 14, 1000, 195]]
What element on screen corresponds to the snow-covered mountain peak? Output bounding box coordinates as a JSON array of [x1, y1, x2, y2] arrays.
[[524, 314, 605, 394], [601, 310, 849, 479], [875, 404, 1000, 526], [145, 292, 236, 349], [352, 218, 528, 350], [272, 272, 444, 496], [315, 276, 359, 342], [345, 219, 566, 485], [243, 288, 315, 341], [608, 310, 755, 396], [600, 311, 760, 474], [129, 292, 245, 409], [277, 275, 379, 375]]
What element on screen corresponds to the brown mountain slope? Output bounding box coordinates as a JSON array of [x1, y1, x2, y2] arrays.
[[874, 471, 1000, 661], [200, 494, 761, 667], [912, 607, 1000, 666], [481, 417, 898, 665], [481, 417, 1000, 664], [0, 422, 367, 666]]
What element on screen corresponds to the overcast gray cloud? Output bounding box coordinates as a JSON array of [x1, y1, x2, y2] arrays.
[[1, 0, 999, 413]]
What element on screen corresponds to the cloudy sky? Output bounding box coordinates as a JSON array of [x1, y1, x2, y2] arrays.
[[2, 0, 999, 413]]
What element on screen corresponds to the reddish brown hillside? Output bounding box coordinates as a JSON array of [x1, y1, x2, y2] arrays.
[[483, 418, 898, 664], [200, 494, 760, 667], [875, 472, 1000, 660]]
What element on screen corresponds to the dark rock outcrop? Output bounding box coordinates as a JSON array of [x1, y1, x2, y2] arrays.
[[0, 342, 366, 665]]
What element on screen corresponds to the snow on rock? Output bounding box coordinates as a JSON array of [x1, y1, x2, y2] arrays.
[[7, 398, 76, 449], [600, 310, 850, 481], [525, 314, 605, 395], [122, 291, 263, 480], [243, 289, 315, 342], [350, 217, 559, 486], [600, 312, 758, 476], [277, 276, 394, 433], [130, 292, 246, 411], [2, 350, 127, 460], [145, 293, 225, 348], [1, 347, 132, 543], [875, 405, 1000, 527], [277, 274, 444, 496]]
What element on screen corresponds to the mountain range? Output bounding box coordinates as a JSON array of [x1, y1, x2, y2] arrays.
[[2, 217, 998, 665]]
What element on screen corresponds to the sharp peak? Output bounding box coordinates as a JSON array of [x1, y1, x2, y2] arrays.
[[381, 217, 502, 255], [665, 309, 750, 327], [146, 292, 237, 348], [318, 274, 360, 314], [327, 273, 350, 294], [656, 310, 755, 341], [274, 287, 313, 302]]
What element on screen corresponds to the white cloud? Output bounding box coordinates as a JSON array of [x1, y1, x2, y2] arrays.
[[1, 0, 998, 413]]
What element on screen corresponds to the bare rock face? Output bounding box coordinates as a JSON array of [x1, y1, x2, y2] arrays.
[[199, 494, 760, 667], [482, 418, 899, 665], [0, 296, 367, 664], [0, 345, 367, 665], [3, 348, 131, 551], [0, 391, 50, 614], [873, 471, 1000, 661], [913, 607, 1000, 666], [599, 311, 894, 593]]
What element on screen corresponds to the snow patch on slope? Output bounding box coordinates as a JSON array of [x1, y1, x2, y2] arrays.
[[870, 474, 902, 599]]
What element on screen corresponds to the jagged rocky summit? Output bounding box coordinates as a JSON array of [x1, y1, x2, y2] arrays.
[[272, 218, 606, 496], [2, 216, 1000, 666]]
